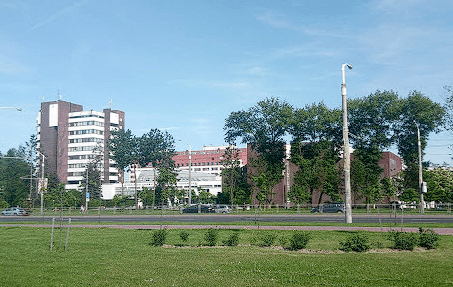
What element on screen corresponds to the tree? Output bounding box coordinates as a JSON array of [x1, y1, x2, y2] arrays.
[[224, 97, 293, 204], [139, 187, 155, 207], [347, 91, 400, 204], [393, 91, 445, 192], [108, 129, 136, 195], [135, 129, 177, 207], [0, 148, 30, 207], [156, 166, 180, 206], [79, 147, 103, 203], [198, 189, 215, 204], [350, 149, 383, 204], [290, 141, 342, 205], [424, 168, 453, 203], [221, 146, 251, 205], [45, 183, 81, 208], [288, 103, 343, 205]]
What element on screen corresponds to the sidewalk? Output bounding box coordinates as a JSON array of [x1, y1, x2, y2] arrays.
[[2, 224, 453, 235]]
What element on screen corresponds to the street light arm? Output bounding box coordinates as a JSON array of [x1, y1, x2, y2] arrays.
[[0, 107, 21, 111]]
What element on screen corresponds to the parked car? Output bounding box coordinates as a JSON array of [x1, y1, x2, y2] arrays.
[[214, 205, 231, 214], [1, 207, 29, 216], [182, 205, 215, 213], [311, 203, 345, 213]]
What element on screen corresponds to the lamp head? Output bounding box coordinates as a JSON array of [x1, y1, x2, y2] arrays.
[[346, 64, 352, 70]]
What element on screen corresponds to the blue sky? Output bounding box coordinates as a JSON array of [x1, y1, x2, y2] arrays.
[[1, 0, 452, 164]]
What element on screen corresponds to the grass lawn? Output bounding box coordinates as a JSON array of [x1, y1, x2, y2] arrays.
[[1, 226, 452, 286]]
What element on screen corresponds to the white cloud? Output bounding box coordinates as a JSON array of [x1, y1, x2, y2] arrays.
[[255, 12, 318, 35], [28, 0, 92, 31], [170, 79, 255, 90], [256, 12, 293, 29], [370, 0, 427, 13], [246, 66, 268, 76], [1, 1, 28, 9], [0, 56, 31, 74]]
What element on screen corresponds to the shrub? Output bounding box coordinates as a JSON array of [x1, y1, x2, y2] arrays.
[[418, 228, 439, 249], [204, 228, 219, 246], [339, 233, 370, 252], [390, 231, 418, 251], [150, 229, 167, 246], [223, 232, 240, 246], [289, 232, 310, 250], [179, 230, 190, 242], [278, 235, 288, 247], [260, 233, 277, 247]]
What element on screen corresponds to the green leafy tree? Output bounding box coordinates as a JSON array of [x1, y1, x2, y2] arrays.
[[380, 177, 397, 202], [221, 146, 250, 205], [139, 187, 155, 207], [108, 129, 136, 195], [348, 91, 399, 203], [0, 148, 30, 207], [198, 189, 215, 204], [290, 141, 342, 205], [79, 148, 103, 203], [350, 149, 383, 204], [225, 97, 293, 204], [136, 129, 177, 207], [393, 91, 445, 193], [424, 168, 453, 203], [156, 166, 180, 205], [288, 103, 343, 205]]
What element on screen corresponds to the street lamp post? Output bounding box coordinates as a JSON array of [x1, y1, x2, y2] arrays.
[[38, 152, 46, 215], [341, 63, 353, 224], [178, 139, 192, 205], [414, 121, 425, 213]]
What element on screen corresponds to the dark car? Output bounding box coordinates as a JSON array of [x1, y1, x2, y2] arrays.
[[182, 205, 215, 213], [311, 203, 345, 213]]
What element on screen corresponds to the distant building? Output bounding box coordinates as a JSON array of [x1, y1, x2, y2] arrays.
[[36, 100, 125, 191], [118, 146, 248, 200], [248, 144, 404, 206], [379, 151, 403, 178]]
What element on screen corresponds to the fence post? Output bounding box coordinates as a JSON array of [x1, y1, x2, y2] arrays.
[[297, 204, 300, 214], [50, 218, 55, 252], [65, 218, 71, 251]]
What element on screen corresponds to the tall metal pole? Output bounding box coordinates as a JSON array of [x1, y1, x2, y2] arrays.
[[179, 140, 192, 205], [86, 166, 89, 212], [40, 152, 45, 215], [341, 63, 353, 224], [415, 121, 425, 213]]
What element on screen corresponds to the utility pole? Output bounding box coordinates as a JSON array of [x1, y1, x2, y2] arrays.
[[39, 152, 45, 215], [414, 121, 425, 213], [341, 63, 353, 224], [179, 140, 192, 205]]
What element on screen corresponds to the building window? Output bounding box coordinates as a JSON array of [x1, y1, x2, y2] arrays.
[[69, 129, 103, 135], [69, 138, 104, 144], [69, 121, 104, 127]]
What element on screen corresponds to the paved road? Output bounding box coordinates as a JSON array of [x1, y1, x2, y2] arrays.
[[1, 213, 453, 224]]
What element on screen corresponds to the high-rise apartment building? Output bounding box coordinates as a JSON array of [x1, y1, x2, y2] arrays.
[[36, 100, 125, 190]]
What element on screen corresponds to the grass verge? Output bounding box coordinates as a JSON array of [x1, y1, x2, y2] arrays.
[[1, 226, 452, 286]]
